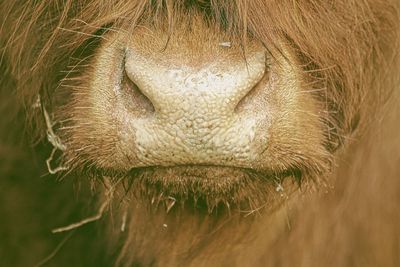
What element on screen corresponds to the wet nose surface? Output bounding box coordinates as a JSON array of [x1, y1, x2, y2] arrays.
[[124, 50, 266, 119], [122, 49, 267, 167], [112, 38, 272, 170]]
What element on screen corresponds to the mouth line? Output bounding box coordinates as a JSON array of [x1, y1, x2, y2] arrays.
[[121, 164, 303, 214], [89, 163, 304, 214], [128, 164, 301, 183]]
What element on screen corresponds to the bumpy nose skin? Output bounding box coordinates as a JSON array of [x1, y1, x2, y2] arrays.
[[125, 50, 266, 117], [123, 49, 267, 167]]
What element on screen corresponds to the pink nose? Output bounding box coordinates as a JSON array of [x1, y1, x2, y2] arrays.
[[124, 49, 266, 119]]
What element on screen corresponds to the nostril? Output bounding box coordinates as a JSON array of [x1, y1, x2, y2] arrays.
[[122, 70, 155, 115], [234, 61, 271, 113]]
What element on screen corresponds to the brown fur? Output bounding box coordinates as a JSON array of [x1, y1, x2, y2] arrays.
[[1, 0, 399, 266]]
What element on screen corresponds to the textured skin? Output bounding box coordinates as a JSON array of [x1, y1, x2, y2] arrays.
[[69, 25, 324, 174], [125, 49, 266, 166]]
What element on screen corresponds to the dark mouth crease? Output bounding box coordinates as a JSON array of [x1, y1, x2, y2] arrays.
[[127, 164, 301, 182], [128, 164, 260, 175]]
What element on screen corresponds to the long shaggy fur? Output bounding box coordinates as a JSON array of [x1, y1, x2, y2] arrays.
[[1, 0, 400, 266]]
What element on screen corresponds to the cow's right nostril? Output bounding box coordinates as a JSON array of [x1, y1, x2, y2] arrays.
[[122, 70, 155, 116]]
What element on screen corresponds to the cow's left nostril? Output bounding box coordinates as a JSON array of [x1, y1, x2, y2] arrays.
[[234, 59, 271, 113]]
